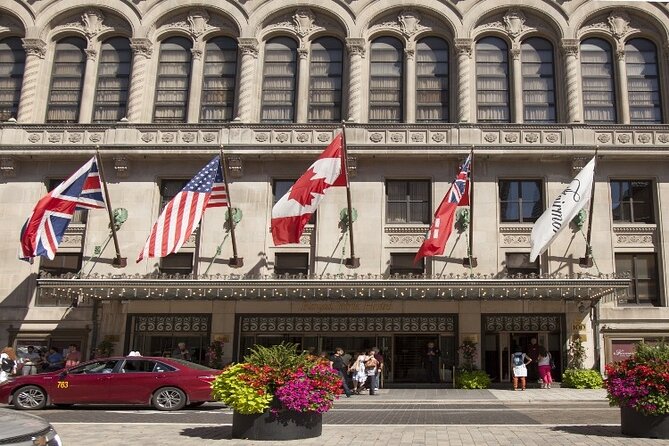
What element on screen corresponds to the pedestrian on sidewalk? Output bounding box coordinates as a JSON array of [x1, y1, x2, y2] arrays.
[[537, 347, 553, 389], [330, 347, 352, 397], [511, 347, 531, 391], [350, 351, 368, 394], [364, 349, 379, 395], [423, 341, 441, 383]]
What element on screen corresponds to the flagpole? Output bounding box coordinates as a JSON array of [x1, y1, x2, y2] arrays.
[[579, 148, 598, 268], [220, 148, 243, 268], [341, 123, 359, 268], [95, 148, 126, 268], [463, 146, 477, 268]]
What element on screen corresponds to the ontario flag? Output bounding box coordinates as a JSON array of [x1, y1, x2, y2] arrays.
[[20, 157, 106, 261], [414, 155, 471, 263], [271, 133, 346, 245], [137, 156, 228, 262]]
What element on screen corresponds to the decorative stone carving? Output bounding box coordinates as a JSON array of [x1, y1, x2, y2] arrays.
[[510, 47, 521, 60], [616, 234, 654, 245], [346, 38, 366, 58], [637, 134, 651, 144], [154, 10, 232, 41], [113, 156, 128, 178], [226, 156, 243, 178], [608, 12, 631, 39], [0, 157, 15, 178], [255, 133, 269, 142], [398, 10, 424, 36], [571, 157, 588, 172], [297, 47, 309, 60], [81, 9, 110, 37], [48, 133, 62, 143], [85, 48, 97, 61], [89, 133, 102, 143], [410, 133, 425, 143], [203, 133, 217, 142], [389, 234, 425, 246], [431, 133, 445, 143], [161, 133, 175, 143], [68, 133, 83, 143], [503, 10, 527, 38], [141, 133, 155, 143], [369, 132, 383, 143], [455, 38, 473, 58], [130, 38, 153, 58], [28, 134, 41, 143], [658, 134, 669, 144], [296, 133, 309, 142], [182, 132, 195, 143], [617, 134, 631, 144], [597, 133, 611, 143], [404, 48, 415, 60], [545, 133, 559, 143], [390, 132, 404, 143], [190, 48, 203, 60], [22, 39, 47, 59], [317, 133, 331, 142], [240, 315, 456, 334], [276, 133, 289, 143], [501, 234, 531, 246], [524, 133, 539, 143], [504, 133, 519, 143], [293, 9, 317, 37], [561, 39, 580, 58], [187, 9, 212, 37], [484, 133, 498, 143], [238, 38, 259, 58]]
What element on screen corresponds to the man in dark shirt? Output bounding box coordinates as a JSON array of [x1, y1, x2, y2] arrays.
[[330, 347, 352, 397], [372, 346, 384, 390], [424, 341, 441, 383]]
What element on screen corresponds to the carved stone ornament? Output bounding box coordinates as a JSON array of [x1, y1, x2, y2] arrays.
[[293, 9, 316, 37], [141, 133, 155, 143], [503, 10, 527, 38], [22, 39, 47, 59], [545, 133, 559, 143], [658, 134, 669, 144], [191, 48, 203, 60], [317, 133, 331, 142], [369, 132, 383, 143], [276, 133, 289, 143], [561, 39, 579, 58], [81, 9, 110, 37], [637, 133, 651, 144], [85, 48, 98, 61], [455, 38, 473, 58], [524, 133, 539, 143], [188, 9, 213, 38], [617, 133, 631, 144], [571, 156, 588, 172], [130, 38, 153, 58], [255, 133, 269, 142], [398, 10, 424, 36], [431, 133, 445, 143], [346, 38, 366, 58], [238, 38, 259, 58], [597, 133, 611, 143], [202, 133, 216, 142], [484, 133, 498, 143], [182, 132, 195, 143], [89, 133, 102, 143], [504, 133, 519, 143], [608, 12, 631, 39]]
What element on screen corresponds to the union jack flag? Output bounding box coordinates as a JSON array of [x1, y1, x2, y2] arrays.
[[20, 157, 106, 261], [414, 155, 471, 263], [137, 156, 228, 262]]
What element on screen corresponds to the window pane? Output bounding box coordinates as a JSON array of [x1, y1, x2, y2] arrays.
[[626, 39, 662, 124], [581, 38, 616, 123], [522, 38, 555, 123], [159, 253, 193, 275], [0, 37, 24, 120], [476, 37, 509, 123], [275, 253, 309, 276], [369, 37, 403, 122], [386, 180, 430, 224], [153, 37, 192, 123], [308, 37, 342, 122], [261, 37, 297, 122], [47, 37, 86, 123], [499, 180, 542, 223], [416, 37, 448, 122], [200, 37, 237, 122], [615, 253, 659, 305], [93, 37, 131, 122], [610, 180, 654, 223], [390, 253, 424, 275]]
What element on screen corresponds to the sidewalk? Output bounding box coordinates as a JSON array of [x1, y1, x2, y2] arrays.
[[50, 388, 666, 446]]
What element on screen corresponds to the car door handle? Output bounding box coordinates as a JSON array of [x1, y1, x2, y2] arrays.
[[155, 375, 167, 379]]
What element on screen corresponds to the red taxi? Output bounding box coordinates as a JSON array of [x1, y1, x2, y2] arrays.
[[0, 356, 220, 411]]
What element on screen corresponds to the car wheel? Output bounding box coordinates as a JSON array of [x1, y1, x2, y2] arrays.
[[187, 401, 205, 408], [13, 385, 47, 410], [153, 387, 186, 411]]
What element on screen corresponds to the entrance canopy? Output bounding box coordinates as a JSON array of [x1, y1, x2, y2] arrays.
[[36, 273, 629, 303]]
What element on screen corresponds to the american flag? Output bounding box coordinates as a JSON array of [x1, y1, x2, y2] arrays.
[[137, 156, 228, 262], [20, 157, 106, 261]]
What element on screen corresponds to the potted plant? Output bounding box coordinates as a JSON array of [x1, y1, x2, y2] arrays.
[[211, 343, 342, 440], [455, 340, 491, 389], [605, 342, 669, 439]]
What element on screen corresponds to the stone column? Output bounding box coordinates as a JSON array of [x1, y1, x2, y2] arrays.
[[561, 39, 582, 123], [235, 38, 259, 122], [17, 39, 47, 123], [405, 47, 416, 123], [510, 45, 523, 123], [78, 46, 99, 123], [455, 38, 473, 123], [296, 47, 309, 123], [616, 45, 630, 124], [346, 38, 365, 123], [187, 42, 205, 123], [127, 38, 153, 123]]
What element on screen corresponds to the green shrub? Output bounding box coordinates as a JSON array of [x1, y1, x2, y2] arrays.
[[561, 368, 604, 389], [211, 363, 273, 414], [455, 369, 491, 389]]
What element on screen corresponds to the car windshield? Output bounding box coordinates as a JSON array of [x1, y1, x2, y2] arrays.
[[168, 358, 217, 371]]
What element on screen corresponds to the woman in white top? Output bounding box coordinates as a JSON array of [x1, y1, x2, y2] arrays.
[[350, 351, 369, 394], [0, 346, 18, 383], [537, 347, 553, 389]]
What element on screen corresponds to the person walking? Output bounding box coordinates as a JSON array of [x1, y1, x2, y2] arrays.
[[537, 347, 553, 389], [511, 347, 531, 391], [372, 346, 384, 390], [330, 348, 352, 397], [424, 341, 441, 383], [1, 347, 18, 383], [172, 342, 191, 361], [21, 346, 41, 375], [65, 344, 81, 367], [364, 349, 379, 395], [350, 351, 368, 394]]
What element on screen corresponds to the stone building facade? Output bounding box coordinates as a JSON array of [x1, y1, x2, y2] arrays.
[[0, 0, 667, 383]]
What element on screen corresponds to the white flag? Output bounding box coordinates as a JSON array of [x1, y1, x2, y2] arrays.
[[529, 157, 596, 262]]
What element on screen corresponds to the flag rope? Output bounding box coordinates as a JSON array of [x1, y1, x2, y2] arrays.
[[203, 230, 231, 276], [579, 229, 601, 275]]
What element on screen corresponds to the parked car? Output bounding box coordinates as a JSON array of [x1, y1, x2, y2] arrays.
[[0, 408, 62, 445], [0, 356, 221, 411]]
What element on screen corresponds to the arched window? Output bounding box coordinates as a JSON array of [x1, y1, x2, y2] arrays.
[[47, 37, 86, 123], [416, 37, 449, 122], [0, 37, 25, 121], [522, 38, 555, 123], [93, 37, 131, 122], [201, 37, 237, 122], [308, 37, 343, 122], [626, 38, 661, 123], [581, 38, 616, 123], [153, 37, 192, 123], [369, 37, 404, 122], [261, 37, 297, 122], [476, 37, 509, 123]]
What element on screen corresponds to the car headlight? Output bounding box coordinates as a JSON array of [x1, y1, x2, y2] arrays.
[[33, 427, 62, 446]]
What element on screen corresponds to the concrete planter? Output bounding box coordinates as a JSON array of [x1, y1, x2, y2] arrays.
[[621, 406, 669, 439], [231, 409, 322, 440]]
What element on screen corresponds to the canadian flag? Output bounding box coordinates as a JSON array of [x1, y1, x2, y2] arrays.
[[271, 133, 346, 245]]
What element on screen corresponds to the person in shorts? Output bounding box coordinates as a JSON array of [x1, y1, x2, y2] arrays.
[[511, 347, 531, 391]]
